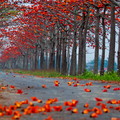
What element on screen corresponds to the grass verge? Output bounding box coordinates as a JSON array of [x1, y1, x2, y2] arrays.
[[3, 69, 120, 81]]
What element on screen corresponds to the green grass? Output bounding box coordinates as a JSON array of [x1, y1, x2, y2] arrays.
[[4, 69, 120, 81]]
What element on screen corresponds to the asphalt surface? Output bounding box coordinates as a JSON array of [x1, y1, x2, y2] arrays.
[[0, 71, 120, 120]]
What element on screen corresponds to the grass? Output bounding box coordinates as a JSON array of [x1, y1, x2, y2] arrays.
[[3, 69, 120, 81]]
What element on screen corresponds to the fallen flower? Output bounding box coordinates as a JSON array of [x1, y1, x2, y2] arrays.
[[84, 88, 91, 92], [53, 106, 62, 111], [90, 113, 98, 118], [10, 85, 15, 89], [72, 108, 78, 113], [0, 112, 4, 116], [17, 89, 23, 94], [66, 107, 73, 111], [31, 97, 38, 101], [103, 89, 107, 92], [84, 102, 89, 108], [42, 84, 46, 88], [95, 97, 103, 101], [44, 115, 54, 120], [1, 86, 6, 90]]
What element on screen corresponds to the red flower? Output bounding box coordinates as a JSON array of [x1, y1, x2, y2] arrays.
[[73, 84, 77, 87], [95, 97, 103, 101], [31, 97, 38, 101], [84, 88, 91, 92], [53, 106, 62, 111], [6, 109, 12, 116], [17, 89, 23, 94], [66, 107, 73, 111], [10, 85, 15, 89], [103, 89, 107, 92]]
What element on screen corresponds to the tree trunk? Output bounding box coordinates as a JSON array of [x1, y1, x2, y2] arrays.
[[23, 55, 25, 70], [100, 6, 106, 76], [35, 44, 39, 70], [82, 8, 89, 73], [40, 46, 44, 69], [30, 48, 33, 70], [117, 26, 120, 76], [56, 29, 60, 72], [107, 3, 115, 72], [61, 31, 67, 75], [93, 8, 100, 75], [70, 10, 77, 76]]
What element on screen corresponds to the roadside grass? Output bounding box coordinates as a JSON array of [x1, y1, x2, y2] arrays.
[[3, 69, 120, 81]]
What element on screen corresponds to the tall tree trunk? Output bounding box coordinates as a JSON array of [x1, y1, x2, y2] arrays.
[[61, 31, 67, 75], [108, 3, 115, 72], [25, 51, 28, 70], [35, 44, 39, 70], [56, 29, 60, 72], [117, 26, 120, 76], [70, 9, 77, 76], [49, 28, 55, 70], [100, 6, 106, 76], [30, 48, 33, 70], [40, 46, 44, 69], [93, 8, 100, 75], [23, 55, 25, 70], [78, 28, 83, 74], [82, 7, 89, 73]]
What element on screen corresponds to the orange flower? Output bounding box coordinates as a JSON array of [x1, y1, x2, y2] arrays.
[[103, 108, 110, 113], [81, 84, 84, 87], [67, 82, 72, 86], [38, 99, 42, 103], [43, 104, 52, 112], [89, 82, 93, 86], [84, 102, 89, 108], [42, 84, 46, 88], [53, 106, 62, 111], [82, 109, 88, 114], [44, 115, 54, 120], [17, 89, 23, 94], [111, 99, 117, 104], [31, 97, 38, 101], [70, 99, 78, 107], [54, 80, 59, 84], [1, 86, 6, 90], [11, 115, 21, 120], [90, 113, 98, 118], [10, 85, 15, 89], [0, 112, 4, 116], [84, 88, 91, 92], [72, 108, 78, 113]]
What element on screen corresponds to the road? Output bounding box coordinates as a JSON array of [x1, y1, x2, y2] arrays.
[[0, 71, 120, 120]]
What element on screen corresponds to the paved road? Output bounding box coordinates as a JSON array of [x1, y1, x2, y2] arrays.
[[0, 71, 120, 120]]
